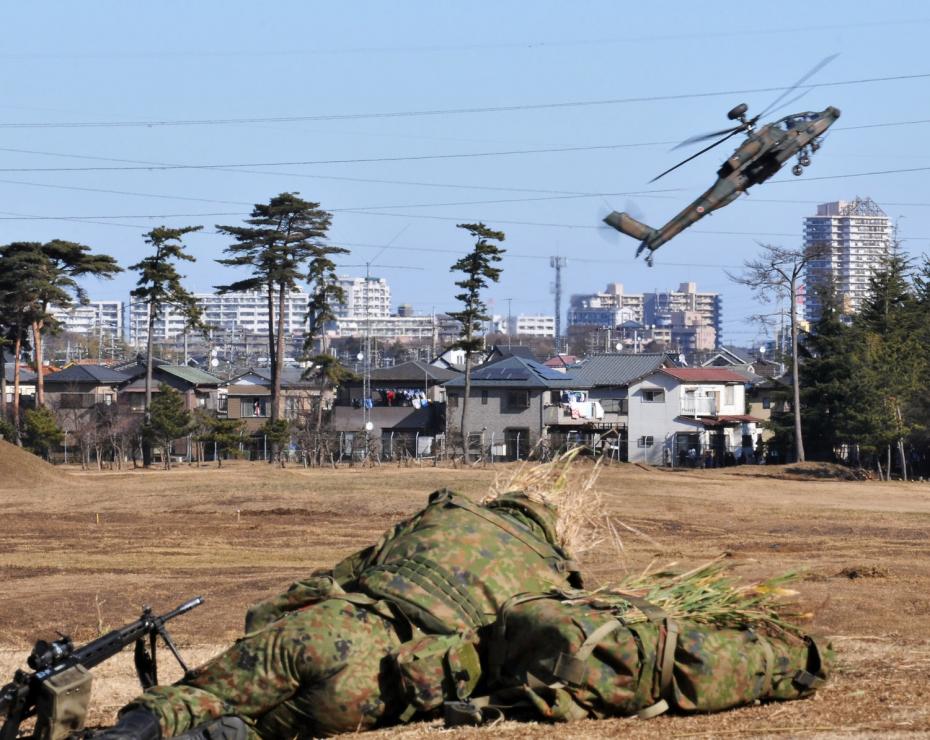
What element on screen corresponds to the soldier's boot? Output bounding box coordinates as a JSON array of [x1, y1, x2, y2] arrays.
[[169, 717, 249, 740], [91, 709, 161, 740]]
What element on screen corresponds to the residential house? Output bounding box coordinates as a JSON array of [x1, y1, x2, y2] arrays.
[[119, 364, 222, 416], [545, 353, 674, 457], [222, 367, 322, 433], [627, 367, 761, 466], [444, 355, 576, 460], [43, 364, 132, 437], [2, 363, 37, 407], [332, 360, 458, 458]]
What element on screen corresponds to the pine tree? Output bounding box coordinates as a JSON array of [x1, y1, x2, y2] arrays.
[[852, 250, 921, 478], [797, 283, 856, 461], [128, 226, 203, 466], [194, 411, 245, 468], [147, 384, 193, 470], [217, 193, 342, 435], [448, 223, 505, 462], [4, 240, 121, 408], [22, 406, 63, 460]]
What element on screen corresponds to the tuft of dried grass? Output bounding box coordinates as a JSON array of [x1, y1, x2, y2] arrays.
[[604, 555, 809, 636], [483, 448, 609, 557]]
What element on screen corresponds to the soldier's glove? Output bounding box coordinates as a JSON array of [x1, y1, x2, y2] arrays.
[[89, 709, 161, 740]]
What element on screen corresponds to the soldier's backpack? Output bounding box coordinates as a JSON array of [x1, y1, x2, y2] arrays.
[[471, 591, 831, 723]]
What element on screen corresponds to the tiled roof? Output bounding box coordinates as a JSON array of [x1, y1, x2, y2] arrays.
[[662, 367, 748, 383], [3, 363, 37, 383], [157, 365, 223, 385], [43, 364, 131, 384], [444, 356, 577, 389], [368, 361, 460, 384], [569, 353, 670, 387]]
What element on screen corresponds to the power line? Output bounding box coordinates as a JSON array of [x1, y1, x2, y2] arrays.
[[1, 71, 928, 129], [1, 117, 928, 177]]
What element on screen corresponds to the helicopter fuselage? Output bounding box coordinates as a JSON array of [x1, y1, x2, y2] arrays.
[[604, 106, 840, 263]]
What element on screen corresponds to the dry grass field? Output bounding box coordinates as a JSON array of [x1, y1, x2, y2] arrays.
[[2, 440, 930, 739]]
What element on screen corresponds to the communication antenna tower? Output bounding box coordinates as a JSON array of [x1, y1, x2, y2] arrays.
[[550, 256, 567, 353]]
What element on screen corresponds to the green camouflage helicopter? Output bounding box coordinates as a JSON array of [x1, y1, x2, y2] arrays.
[[603, 57, 840, 265]]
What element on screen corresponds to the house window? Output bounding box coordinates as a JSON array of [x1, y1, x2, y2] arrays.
[[724, 385, 735, 406], [242, 397, 269, 417], [59, 393, 95, 409], [505, 390, 530, 411], [641, 389, 664, 403], [638, 436, 654, 448], [762, 397, 771, 410], [217, 396, 228, 413], [129, 395, 145, 413], [600, 398, 628, 414], [448, 393, 459, 409], [481, 390, 488, 406]]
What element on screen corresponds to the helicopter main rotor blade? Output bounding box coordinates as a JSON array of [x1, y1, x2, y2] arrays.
[[673, 124, 745, 150], [756, 53, 839, 119], [649, 129, 743, 183]]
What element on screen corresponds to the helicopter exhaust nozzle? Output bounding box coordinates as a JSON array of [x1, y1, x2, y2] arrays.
[[603, 211, 655, 242]]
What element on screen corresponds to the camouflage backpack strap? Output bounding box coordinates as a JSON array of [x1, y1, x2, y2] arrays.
[[614, 593, 680, 720], [793, 636, 828, 692]]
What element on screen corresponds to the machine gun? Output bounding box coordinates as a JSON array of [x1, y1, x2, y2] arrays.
[[1, 597, 203, 740]]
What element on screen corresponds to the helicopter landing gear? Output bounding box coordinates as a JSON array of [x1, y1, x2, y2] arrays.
[[792, 164, 804, 176], [799, 153, 811, 167], [810, 139, 821, 152]]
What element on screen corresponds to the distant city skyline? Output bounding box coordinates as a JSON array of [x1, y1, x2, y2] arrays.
[[3, 3, 928, 353]]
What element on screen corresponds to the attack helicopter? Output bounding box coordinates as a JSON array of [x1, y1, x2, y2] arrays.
[[603, 57, 840, 265]]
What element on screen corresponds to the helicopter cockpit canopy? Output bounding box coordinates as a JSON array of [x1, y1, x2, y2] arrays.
[[777, 111, 822, 130]]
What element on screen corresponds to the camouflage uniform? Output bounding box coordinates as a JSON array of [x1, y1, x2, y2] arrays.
[[126, 490, 580, 739]]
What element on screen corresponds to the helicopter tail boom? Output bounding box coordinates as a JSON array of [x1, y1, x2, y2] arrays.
[[603, 211, 656, 242]]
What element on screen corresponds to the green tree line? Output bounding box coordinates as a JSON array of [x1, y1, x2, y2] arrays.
[[769, 251, 930, 479]]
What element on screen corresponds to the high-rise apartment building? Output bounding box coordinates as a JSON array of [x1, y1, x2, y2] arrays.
[[568, 282, 722, 348], [335, 276, 391, 318], [803, 198, 894, 322], [50, 301, 123, 338], [128, 290, 311, 344]]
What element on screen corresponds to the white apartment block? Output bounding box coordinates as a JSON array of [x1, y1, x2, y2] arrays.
[[129, 290, 311, 344], [335, 276, 391, 318], [803, 198, 894, 322], [332, 314, 460, 343], [50, 301, 123, 337], [569, 282, 722, 347], [490, 314, 556, 337]]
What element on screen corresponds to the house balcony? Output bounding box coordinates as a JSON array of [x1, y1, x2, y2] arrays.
[[544, 402, 615, 427], [681, 397, 717, 416]]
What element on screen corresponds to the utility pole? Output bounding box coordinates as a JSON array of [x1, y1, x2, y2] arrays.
[[506, 297, 513, 349], [550, 256, 566, 353]]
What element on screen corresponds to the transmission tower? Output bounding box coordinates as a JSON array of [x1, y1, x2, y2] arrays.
[[550, 256, 566, 353]]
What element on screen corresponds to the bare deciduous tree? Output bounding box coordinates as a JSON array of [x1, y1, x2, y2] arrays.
[[728, 243, 827, 463]]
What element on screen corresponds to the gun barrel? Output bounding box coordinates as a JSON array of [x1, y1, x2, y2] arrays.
[[159, 596, 204, 623]]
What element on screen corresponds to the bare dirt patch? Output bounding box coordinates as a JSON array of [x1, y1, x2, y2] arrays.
[[1, 459, 929, 738]]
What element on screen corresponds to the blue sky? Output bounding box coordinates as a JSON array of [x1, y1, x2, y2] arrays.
[[2, 1, 928, 348]]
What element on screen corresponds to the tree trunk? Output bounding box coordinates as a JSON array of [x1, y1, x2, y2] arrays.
[[461, 351, 472, 464], [143, 307, 155, 467], [789, 276, 805, 463], [273, 284, 286, 424], [886, 445, 892, 480], [893, 402, 907, 481], [12, 333, 22, 441], [266, 283, 277, 418], [0, 345, 7, 427], [32, 320, 45, 408]]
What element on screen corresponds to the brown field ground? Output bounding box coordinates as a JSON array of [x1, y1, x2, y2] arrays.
[[2, 441, 929, 738]]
